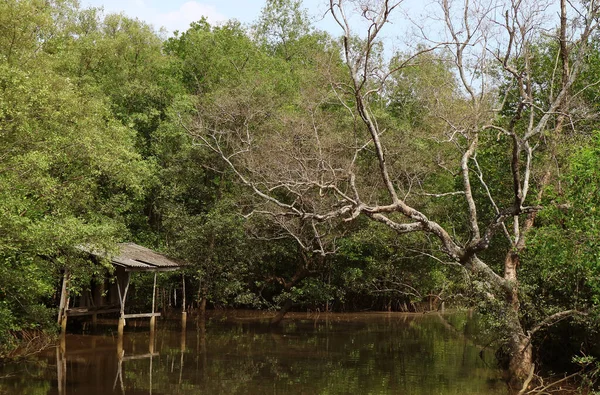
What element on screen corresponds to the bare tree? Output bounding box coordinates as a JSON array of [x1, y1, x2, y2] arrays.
[[432, 0, 598, 386], [189, 0, 600, 388]]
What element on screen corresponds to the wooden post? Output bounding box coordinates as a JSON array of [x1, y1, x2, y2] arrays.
[[179, 330, 185, 386], [117, 333, 123, 362], [56, 340, 66, 395], [58, 270, 70, 335], [150, 273, 157, 333], [182, 274, 186, 312], [179, 312, 186, 388], [149, 351, 154, 395], [181, 274, 187, 330], [91, 276, 102, 330], [117, 270, 131, 336], [114, 346, 124, 393], [117, 280, 124, 337], [149, 322, 155, 354]]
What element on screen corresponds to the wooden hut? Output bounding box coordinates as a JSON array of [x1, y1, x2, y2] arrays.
[[58, 243, 184, 335]]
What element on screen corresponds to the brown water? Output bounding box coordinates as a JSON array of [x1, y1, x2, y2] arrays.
[[0, 311, 507, 394]]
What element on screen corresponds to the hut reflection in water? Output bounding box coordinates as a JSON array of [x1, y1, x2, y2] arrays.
[[56, 319, 191, 395]]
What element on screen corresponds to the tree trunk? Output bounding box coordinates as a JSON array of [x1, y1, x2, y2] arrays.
[[270, 298, 293, 327], [504, 251, 533, 390], [268, 263, 311, 327], [507, 329, 533, 390]]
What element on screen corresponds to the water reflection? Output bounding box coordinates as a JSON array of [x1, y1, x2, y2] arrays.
[[0, 312, 507, 395]]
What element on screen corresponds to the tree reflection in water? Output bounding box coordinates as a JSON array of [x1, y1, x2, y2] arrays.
[[0, 311, 507, 394]]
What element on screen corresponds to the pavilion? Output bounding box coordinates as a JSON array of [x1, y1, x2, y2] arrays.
[[57, 243, 185, 335]]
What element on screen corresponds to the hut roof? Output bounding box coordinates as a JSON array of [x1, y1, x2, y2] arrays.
[[80, 243, 184, 272]]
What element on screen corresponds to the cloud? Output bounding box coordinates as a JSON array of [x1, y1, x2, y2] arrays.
[[154, 2, 227, 33], [82, 0, 228, 34]]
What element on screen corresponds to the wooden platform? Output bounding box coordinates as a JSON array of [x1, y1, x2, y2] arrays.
[[123, 312, 161, 319], [66, 306, 120, 317]]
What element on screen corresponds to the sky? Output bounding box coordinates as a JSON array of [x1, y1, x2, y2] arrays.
[[78, 0, 433, 43], [79, 0, 340, 35]]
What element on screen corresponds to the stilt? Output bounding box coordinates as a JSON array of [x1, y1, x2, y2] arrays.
[[92, 277, 102, 330], [149, 350, 154, 395], [117, 320, 124, 337], [117, 331, 124, 359], [150, 273, 157, 333], [149, 324, 155, 354], [58, 270, 70, 335], [116, 271, 125, 369], [179, 319, 186, 387], [180, 326, 186, 352], [181, 274, 187, 330], [117, 270, 131, 336], [114, 342, 124, 394], [56, 339, 66, 395], [181, 311, 187, 330]]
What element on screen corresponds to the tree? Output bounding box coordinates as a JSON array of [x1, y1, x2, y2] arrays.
[[165, 198, 259, 314], [168, 14, 355, 323], [54, 10, 190, 242], [188, 0, 600, 388], [254, 0, 312, 60], [0, 0, 151, 351]]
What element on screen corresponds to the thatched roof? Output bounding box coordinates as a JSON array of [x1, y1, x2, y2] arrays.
[[80, 243, 184, 272]]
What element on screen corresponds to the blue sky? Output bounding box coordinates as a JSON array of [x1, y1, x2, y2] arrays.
[[80, 0, 338, 34], [78, 0, 431, 43]]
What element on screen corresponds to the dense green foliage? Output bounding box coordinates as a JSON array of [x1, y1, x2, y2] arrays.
[[0, 0, 151, 349], [2, 0, 600, 385]]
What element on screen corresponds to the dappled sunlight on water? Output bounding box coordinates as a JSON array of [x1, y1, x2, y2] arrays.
[[0, 311, 507, 394]]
